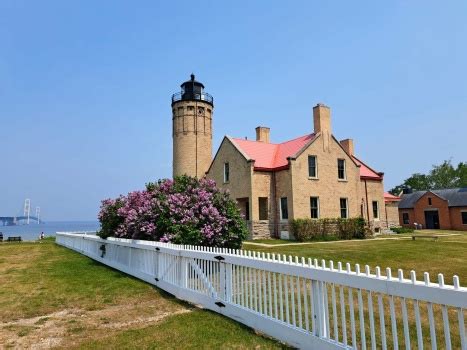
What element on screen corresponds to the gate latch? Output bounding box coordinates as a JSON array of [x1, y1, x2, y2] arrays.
[[214, 255, 225, 261]]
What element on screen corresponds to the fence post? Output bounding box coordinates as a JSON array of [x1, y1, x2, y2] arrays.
[[155, 247, 160, 282], [225, 263, 233, 303], [219, 261, 226, 301], [180, 254, 188, 288], [311, 279, 328, 338]]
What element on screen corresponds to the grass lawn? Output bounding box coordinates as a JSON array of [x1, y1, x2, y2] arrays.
[[0, 239, 284, 349], [243, 230, 467, 284]]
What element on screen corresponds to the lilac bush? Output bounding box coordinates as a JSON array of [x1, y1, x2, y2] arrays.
[[98, 176, 248, 248]]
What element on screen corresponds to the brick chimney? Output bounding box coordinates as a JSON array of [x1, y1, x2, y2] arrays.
[[313, 103, 331, 134], [340, 139, 354, 156], [313, 103, 331, 152], [255, 126, 270, 143]]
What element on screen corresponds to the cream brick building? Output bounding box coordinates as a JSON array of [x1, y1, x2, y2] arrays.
[[172, 75, 393, 238]]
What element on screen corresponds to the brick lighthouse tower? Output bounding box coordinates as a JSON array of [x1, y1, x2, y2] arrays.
[[171, 74, 214, 178]]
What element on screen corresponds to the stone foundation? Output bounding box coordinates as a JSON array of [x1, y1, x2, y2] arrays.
[[247, 220, 291, 240]]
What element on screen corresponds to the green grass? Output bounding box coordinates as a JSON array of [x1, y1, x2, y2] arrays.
[[0, 239, 283, 349], [76, 310, 284, 350], [245, 230, 467, 283], [245, 239, 297, 245], [0, 239, 163, 321]]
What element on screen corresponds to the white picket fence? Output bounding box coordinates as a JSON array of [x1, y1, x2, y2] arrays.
[[56, 232, 466, 350]]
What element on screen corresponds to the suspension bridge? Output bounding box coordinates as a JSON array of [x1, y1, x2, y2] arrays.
[[0, 199, 43, 226]]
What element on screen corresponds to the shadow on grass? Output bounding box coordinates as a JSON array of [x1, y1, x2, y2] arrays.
[[85, 258, 193, 309]]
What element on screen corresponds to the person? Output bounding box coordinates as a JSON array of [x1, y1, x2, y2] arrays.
[[40, 232, 45, 241]]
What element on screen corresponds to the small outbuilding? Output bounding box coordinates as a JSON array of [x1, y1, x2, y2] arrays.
[[384, 192, 401, 228], [398, 188, 467, 230]]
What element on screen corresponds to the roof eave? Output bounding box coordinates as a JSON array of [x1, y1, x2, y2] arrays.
[[361, 176, 383, 181], [254, 165, 290, 172]]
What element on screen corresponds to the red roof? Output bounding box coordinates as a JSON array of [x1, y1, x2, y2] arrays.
[[352, 156, 383, 180], [230, 134, 383, 180], [384, 192, 401, 202], [231, 134, 315, 171]]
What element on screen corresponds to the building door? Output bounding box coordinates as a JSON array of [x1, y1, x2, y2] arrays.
[[424, 210, 440, 229]]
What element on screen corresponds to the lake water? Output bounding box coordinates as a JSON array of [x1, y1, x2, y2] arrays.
[[0, 221, 100, 241]]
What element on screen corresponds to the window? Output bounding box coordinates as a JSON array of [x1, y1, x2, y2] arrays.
[[223, 162, 230, 183], [259, 197, 268, 220], [308, 155, 317, 178], [403, 213, 409, 225], [428, 197, 432, 205], [340, 198, 348, 219], [310, 197, 319, 219], [338, 159, 346, 180], [372, 201, 379, 219], [245, 201, 250, 221], [280, 197, 288, 220], [462, 212, 467, 225]]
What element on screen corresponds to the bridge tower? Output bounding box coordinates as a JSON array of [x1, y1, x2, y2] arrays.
[[36, 207, 40, 224], [171, 74, 214, 178], [24, 199, 31, 225]]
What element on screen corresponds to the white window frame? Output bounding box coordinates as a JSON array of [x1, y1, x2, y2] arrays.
[[310, 196, 320, 219], [308, 155, 318, 179], [340, 198, 348, 219], [223, 162, 230, 183], [279, 197, 288, 221], [338, 158, 347, 180], [372, 200, 380, 220]]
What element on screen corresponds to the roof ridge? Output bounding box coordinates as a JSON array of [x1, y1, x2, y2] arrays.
[[278, 133, 314, 145], [232, 133, 313, 146]]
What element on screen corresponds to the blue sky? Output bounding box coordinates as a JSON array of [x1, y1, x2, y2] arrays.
[[1, 1, 466, 220]]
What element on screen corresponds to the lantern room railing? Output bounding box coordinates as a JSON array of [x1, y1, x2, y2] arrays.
[[171, 91, 213, 105]]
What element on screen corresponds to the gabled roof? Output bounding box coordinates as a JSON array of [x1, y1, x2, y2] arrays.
[[231, 134, 316, 171], [398, 188, 467, 209], [384, 192, 401, 202], [352, 156, 383, 181], [228, 133, 383, 178]]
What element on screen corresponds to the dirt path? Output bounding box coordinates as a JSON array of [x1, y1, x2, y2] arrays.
[[0, 300, 191, 349]]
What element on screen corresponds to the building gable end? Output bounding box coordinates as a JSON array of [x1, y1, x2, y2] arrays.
[[206, 136, 253, 175]]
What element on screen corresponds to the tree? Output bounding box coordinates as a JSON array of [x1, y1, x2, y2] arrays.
[[389, 173, 431, 195], [430, 160, 459, 189], [390, 159, 466, 195], [456, 162, 467, 188]]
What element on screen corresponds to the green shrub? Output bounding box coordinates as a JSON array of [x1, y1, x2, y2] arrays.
[[291, 217, 368, 242], [391, 227, 414, 234]]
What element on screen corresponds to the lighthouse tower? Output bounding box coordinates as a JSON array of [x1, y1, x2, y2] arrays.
[[171, 74, 214, 178]]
